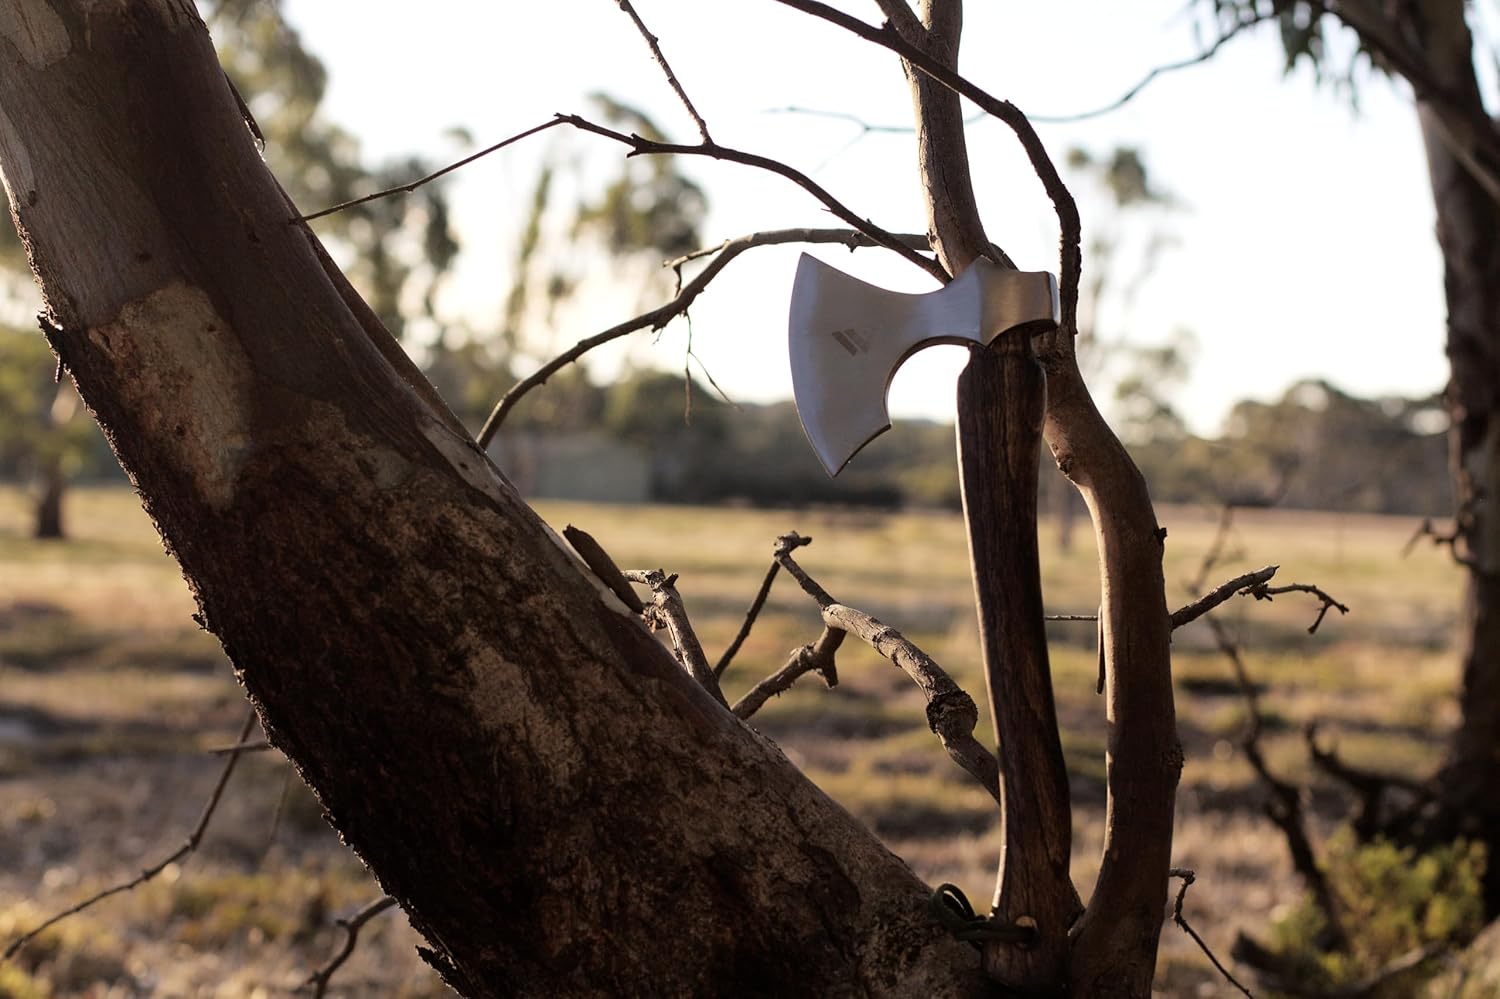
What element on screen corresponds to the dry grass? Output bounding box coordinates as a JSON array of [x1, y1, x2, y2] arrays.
[[0, 484, 1465, 995]]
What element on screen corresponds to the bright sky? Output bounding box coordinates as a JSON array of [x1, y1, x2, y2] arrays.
[[280, 1, 1459, 436]]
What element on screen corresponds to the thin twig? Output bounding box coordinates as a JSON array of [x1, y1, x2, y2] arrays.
[[3, 709, 259, 961], [261, 765, 294, 862], [772, 532, 1000, 802], [623, 568, 728, 707], [303, 895, 399, 999], [1401, 517, 1458, 557], [686, 345, 739, 410], [715, 516, 812, 680], [295, 118, 567, 222], [1168, 868, 1254, 998], [1044, 613, 1097, 622], [557, 113, 946, 282], [207, 738, 273, 755], [1031, 13, 1276, 124], [664, 226, 929, 273], [715, 561, 784, 678], [733, 626, 844, 719], [1186, 505, 1238, 592], [1246, 581, 1349, 635], [616, 0, 712, 142], [1209, 615, 1347, 951], [1169, 565, 1280, 631], [764, 105, 917, 135], [765, 0, 1081, 328], [479, 228, 928, 445]]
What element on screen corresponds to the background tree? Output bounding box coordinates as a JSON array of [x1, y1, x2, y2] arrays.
[[1193, 0, 1500, 910], [0, 328, 94, 538]]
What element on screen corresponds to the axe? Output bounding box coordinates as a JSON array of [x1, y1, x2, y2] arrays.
[[788, 253, 1078, 979]]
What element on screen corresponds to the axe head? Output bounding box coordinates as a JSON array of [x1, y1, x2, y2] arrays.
[[788, 253, 1060, 476]]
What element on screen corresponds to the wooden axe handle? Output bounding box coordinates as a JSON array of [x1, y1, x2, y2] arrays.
[[955, 332, 1078, 985]]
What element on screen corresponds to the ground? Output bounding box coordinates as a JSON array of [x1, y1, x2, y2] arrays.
[[0, 485, 1463, 996]]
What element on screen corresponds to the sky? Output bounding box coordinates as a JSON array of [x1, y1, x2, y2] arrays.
[[278, 1, 1469, 436]]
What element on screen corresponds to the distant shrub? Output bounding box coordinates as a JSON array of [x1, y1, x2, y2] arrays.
[[1265, 829, 1485, 997]]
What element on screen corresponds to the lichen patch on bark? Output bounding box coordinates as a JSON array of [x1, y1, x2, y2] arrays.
[[452, 623, 585, 784], [0, 1, 70, 68], [89, 282, 252, 508]]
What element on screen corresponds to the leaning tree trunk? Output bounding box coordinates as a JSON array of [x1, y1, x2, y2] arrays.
[[0, 4, 998, 994]]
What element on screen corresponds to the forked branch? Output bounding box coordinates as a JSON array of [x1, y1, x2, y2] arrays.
[[771, 533, 1000, 802], [622, 568, 728, 707], [303, 895, 399, 998], [765, 0, 1081, 326], [732, 627, 843, 719]]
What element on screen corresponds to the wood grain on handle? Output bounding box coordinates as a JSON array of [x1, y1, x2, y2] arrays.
[[955, 333, 1079, 987]]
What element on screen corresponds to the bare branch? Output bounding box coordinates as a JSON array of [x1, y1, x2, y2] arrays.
[[1304, 722, 1431, 838], [206, 737, 274, 755], [763, 104, 916, 135], [479, 228, 930, 445], [1186, 504, 1238, 592], [4, 709, 259, 961], [303, 895, 399, 999], [664, 226, 929, 272], [622, 568, 728, 707], [558, 113, 947, 282], [1246, 581, 1349, 635], [1402, 516, 1459, 557], [1169, 565, 1280, 631], [295, 118, 568, 222], [1208, 615, 1346, 951], [765, 0, 1081, 328], [1167, 869, 1254, 998], [615, 0, 712, 143], [1031, 13, 1276, 124], [716, 562, 784, 679], [732, 626, 844, 719], [300, 109, 942, 286], [771, 532, 1000, 802]]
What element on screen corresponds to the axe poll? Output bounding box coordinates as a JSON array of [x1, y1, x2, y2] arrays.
[[787, 253, 1078, 979]]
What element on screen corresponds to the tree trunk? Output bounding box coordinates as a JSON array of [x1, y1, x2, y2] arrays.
[[32, 458, 65, 539], [1408, 3, 1500, 908], [0, 4, 994, 994], [891, 2, 1179, 993]]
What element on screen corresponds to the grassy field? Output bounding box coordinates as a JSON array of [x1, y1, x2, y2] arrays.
[[0, 484, 1465, 995]]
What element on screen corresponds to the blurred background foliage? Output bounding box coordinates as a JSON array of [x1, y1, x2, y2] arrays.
[[0, 2, 1451, 533]]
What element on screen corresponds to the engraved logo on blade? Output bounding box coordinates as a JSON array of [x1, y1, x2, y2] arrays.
[[830, 328, 869, 356]]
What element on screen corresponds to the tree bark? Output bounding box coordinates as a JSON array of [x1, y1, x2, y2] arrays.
[[0, 3, 995, 994], [892, 2, 1179, 993], [1404, 0, 1500, 908]]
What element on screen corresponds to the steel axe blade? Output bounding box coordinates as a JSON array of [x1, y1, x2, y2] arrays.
[[788, 253, 1059, 475]]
